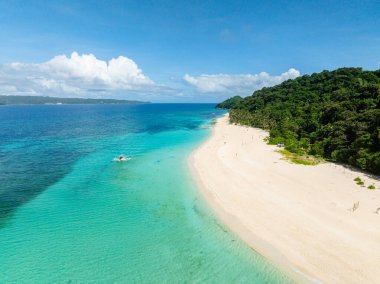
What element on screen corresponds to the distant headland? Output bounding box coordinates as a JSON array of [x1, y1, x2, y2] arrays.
[[0, 95, 150, 105]]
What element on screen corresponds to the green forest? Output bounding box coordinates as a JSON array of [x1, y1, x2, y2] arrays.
[[217, 68, 380, 174]]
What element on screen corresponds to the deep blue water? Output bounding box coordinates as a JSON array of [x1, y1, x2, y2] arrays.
[[0, 104, 219, 223]]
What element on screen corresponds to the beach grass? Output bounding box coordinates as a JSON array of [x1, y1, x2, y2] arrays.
[[354, 177, 365, 186], [277, 149, 322, 165]]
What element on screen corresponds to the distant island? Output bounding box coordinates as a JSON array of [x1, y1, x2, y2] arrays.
[[217, 67, 380, 175], [0, 95, 150, 105]]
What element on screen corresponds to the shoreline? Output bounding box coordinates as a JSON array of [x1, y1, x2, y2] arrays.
[[189, 114, 380, 284], [189, 116, 312, 283], [189, 151, 311, 284]]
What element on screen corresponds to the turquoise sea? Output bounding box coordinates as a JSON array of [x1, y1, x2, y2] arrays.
[[0, 104, 294, 283]]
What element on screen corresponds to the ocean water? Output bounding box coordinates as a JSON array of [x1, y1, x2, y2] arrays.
[[0, 104, 294, 283]]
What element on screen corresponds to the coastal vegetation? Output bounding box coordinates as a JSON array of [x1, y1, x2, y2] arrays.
[[216, 96, 244, 109], [354, 177, 378, 189], [354, 177, 365, 186], [277, 149, 322, 165], [217, 68, 380, 175], [0, 95, 149, 105]]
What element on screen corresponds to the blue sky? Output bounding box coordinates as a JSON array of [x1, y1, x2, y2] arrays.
[[0, 0, 379, 102]]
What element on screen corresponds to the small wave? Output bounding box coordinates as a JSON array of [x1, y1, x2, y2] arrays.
[[113, 156, 132, 162]]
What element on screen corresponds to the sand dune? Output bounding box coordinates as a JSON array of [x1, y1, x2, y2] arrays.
[[190, 114, 380, 284]]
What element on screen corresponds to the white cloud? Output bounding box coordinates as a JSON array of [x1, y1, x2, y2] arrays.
[[0, 52, 157, 98], [183, 68, 300, 96]]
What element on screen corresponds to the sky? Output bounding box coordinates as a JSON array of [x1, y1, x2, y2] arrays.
[[0, 0, 379, 102]]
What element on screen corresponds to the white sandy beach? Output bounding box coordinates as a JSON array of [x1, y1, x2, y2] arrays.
[[190, 115, 380, 284]]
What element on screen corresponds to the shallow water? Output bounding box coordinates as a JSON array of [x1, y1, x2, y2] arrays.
[[0, 104, 294, 283]]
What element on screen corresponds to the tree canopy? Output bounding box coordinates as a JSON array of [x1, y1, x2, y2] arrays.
[[217, 68, 380, 174], [216, 96, 243, 109]]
